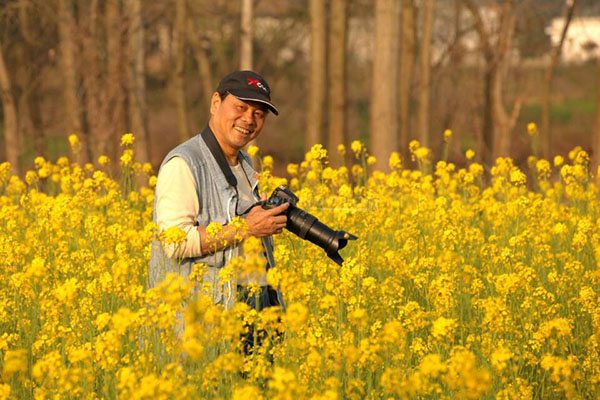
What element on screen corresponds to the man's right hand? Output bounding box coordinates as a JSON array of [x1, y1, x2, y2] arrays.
[[245, 201, 289, 237]]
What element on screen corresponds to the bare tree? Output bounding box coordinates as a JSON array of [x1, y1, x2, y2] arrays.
[[0, 38, 19, 173], [417, 0, 435, 147], [370, 0, 401, 171], [126, 0, 151, 163], [399, 0, 416, 160], [306, 0, 326, 148], [541, 0, 576, 159], [173, 0, 189, 142], [327, 0, 347, 167], [464, 0, 521, 165]]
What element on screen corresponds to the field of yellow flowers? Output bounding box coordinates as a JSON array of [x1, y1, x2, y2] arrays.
[[1, 132, 599, 399]]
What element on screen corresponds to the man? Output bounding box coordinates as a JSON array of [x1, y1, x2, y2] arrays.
[[149, 70, 288, 313]]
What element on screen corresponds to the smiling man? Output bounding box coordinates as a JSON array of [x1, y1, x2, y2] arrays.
[[149, 71, 288, 315]]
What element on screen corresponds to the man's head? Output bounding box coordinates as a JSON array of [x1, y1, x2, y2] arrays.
[[209, 71, 278, 156], [215, 71, 278, 115]]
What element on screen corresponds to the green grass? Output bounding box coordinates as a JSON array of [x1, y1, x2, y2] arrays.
[[521, 98, 597, 125]]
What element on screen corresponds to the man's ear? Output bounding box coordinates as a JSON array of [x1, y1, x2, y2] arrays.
[[210, 92, 221, 115]]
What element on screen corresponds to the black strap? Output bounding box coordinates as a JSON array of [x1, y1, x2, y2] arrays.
[[200, 125, 263, 216], [201, 125, 237, 188]]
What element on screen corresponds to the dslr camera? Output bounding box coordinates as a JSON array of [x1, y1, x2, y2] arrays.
[[262, 186, 357, 266]]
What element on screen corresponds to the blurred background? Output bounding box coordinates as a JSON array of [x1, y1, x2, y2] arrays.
[[0, 0, 599, 175]]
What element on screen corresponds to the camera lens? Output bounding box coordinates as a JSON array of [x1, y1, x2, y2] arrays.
[[286, 207, 356, 266], [266, 186, 356, 266]]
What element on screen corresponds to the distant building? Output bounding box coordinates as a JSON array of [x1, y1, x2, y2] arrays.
[[546, 17, 600, 64]]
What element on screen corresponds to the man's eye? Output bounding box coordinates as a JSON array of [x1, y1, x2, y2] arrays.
[[255, 112, 264, 118]]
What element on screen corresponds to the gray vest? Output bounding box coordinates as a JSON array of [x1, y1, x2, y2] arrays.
[[148, 132, 281, 308]]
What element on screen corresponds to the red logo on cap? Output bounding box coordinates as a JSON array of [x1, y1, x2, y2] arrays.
[[247, 77, 268, 93], [247, 78, 260, 87]]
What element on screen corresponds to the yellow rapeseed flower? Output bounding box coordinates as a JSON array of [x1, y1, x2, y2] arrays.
[[389, 152, 402, 170], [443, 129, 452, 142], [527, 122, 538, 136], [285, 303, 308, 331], [554, 155, 564, 167], [98, 155, 110, 166], [351, 140, 363, 157], [414, 147, 430, 162], [120, 149, 133, 166], [2, 349, 27, 379], [247, 145, 259, 157], [160, 226, 187, 245], [120, 133, 135, 146], [287, 163, 299, 176], [309, 144, 328, 161], [68, 134, 80, 147], [262, 155, 274, 170], [431, 317, 457, 340]]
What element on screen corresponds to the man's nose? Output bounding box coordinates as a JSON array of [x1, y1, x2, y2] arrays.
[[241, 109, 256, 125]]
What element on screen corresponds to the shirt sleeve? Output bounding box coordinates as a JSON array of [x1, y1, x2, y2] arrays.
[[155, 156, 204, 258]]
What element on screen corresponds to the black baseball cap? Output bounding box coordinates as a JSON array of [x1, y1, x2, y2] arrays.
[[216, 70, 279, 116]]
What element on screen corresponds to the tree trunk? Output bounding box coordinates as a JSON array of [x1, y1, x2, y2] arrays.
[[593, 58, 600, 171], [239, 0, 259, 158], [188, 16, 215, 109], [126, 0, 150, 163], [541, 0, 576, 159], [28, 85, 45, 157], [482, 62, 494, 164], [80, 0, 110, 161], [0, 39, 19, 174], [490, 0, 519, 158], [327, 0, 347, 167], [240, 0, 253, 70], [18, 3, 45, 157], [58, 0, 88, 161], [399, 0, 415, 161], [173, 0, 189, 142], [417, 0, 435, 147], [106, 0, 127, 162], [370, 0, 401, 171], [306, 0, 326, 149]]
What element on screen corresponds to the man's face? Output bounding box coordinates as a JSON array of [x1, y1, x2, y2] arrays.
[[209, 93, 268, 153]]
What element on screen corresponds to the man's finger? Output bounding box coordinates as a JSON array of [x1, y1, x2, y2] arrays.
[[272, 215, 287, 224], [264, 202, 289, 215]]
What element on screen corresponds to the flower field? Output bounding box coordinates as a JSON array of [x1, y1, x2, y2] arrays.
[[1, 133, 599, 399]]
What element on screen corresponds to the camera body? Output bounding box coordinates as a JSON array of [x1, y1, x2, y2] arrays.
[[262, 186, 356, 266], [263, 186, 299, 209]]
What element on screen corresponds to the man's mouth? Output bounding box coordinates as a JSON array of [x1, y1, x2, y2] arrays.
[[234, 126, 254, 135]]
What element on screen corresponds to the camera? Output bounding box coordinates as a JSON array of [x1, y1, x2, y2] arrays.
[[262, 186, 357, 266]]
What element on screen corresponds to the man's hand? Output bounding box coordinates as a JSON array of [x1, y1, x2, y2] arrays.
[[245, 200, 289, 238]]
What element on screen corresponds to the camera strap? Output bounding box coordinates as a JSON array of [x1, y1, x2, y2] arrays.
[[201, 125, 263, 216], [200, 125, 237, 188]]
